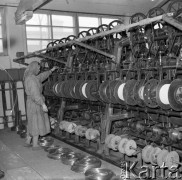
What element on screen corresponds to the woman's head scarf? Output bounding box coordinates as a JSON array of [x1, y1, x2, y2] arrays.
[[23, 61, 39, 80]]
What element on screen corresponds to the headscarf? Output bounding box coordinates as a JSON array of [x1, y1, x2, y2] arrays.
[[23, 61, 39, 81]]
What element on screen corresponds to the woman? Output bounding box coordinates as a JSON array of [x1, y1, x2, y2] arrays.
[[24, 61, 57, 150]]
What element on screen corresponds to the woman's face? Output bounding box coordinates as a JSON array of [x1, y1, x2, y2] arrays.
[[35, 64, 40, 75]]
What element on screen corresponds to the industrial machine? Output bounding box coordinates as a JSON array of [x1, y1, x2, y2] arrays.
[[14, 1, 182, 178]]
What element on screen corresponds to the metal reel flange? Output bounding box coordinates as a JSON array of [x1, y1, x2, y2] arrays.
[[157, 149, 169, 167], [130, 13, 146, 24], [147, 7, 165, 18], [168, 79, 182, 111], [70, 81, 78, 99], [85, 80, 98, 101], [118, 137, 129, 154], [63, 80, 75, 99], [110, 135, 122, 151], [79, 81, 89, 100], [142, 145, 154, 163], [113, 80, 126, 105], [99, 81, 112, 103], [156, 80, 171, 110], [123, 79, 138, 106], [133, 79, 145, 107], [74, 80, 85, 100], [124, 139, 137, 156], [106, 80, 119, 104], [149, 147, 162, 165], [57, 81, 67, 98], [166, 151, 180, 170], [52, 81, 60, 96], [143, 79, 159, 108]]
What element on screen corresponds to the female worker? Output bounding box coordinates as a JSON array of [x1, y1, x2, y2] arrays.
[[24, 61, 57, 150]]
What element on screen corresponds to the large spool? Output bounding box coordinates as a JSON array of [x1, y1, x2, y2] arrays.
[[99, 81, 111, 103], [85, 80, 98, 101], [113, 80, 126, 105], [123, 79, 137, 106], [143, 79, 159, 108], [79, 81, 88, 100], [168, 79, 182, 111], [156, 80, 171, 109]]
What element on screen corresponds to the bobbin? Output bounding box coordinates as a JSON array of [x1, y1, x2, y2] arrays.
[[110, 135, 122, 151], [157, 149, 169, 167], [149, 147, 162, 165], [124, 139, 137, 156], [118, 137, 129, 154], [165, 151, 180, 170]]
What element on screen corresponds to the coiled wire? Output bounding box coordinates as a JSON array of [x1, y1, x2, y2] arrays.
[[71, 156, 102, 173], [61, 152, 84, 165], [39, 137, 54, 147], [84, 168, 116, 180], [47, 147, 73, 160]]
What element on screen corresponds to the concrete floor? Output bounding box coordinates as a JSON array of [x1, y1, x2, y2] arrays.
[[0, 128, 121, 180]]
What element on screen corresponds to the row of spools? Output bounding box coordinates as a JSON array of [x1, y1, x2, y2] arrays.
[[52, 78, 182, 111], [59, 121, 100, 140], [105, 134, 180, 170], [39, 137, 118, 180]]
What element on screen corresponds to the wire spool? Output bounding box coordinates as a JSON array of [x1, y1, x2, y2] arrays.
[[57, 81, 67, 98], [143, 79, 159, 108], [166, 151, 180, 170], [133, 79, 145, 107], [69, 81, 78, 99], [63, 121, 70, 131], [39, 137, 54, 147], [124, 139, 137, 156], [85, 168, 116, 180], [74, 80, 85, 100], [66, 122, 77, 133], [99, 81, 112, 103], [110, 136, 122, 151], [75, 125, 82, 136], [61, 152, 84, 166], [168, 79, 182, 111], [142, 145, 154, 163], [78, 126, 87, 137], [89, 129, 100, 140], [118, 137, 129, 154], [149, 147, 162, 165], [105, 80, 119, 104], [156, 80, 171, 110], [6, 110, 14, 128], [157, 149, 169, 167], [85, 128, 94, 140], [113, 80, 126, 105], [64, 80, 75, 99], [44, 145, 61, 152], [79, 81, 89, 100], [123, 79, 138, 106], [0, 117, 4, 129], [59, 121, 67, 130], [52, 81, 59, 96], [85, 80, 98, 101], [71, 156, 102, 173], [105, 134, 115, 148], [47, 152, 62, 160]]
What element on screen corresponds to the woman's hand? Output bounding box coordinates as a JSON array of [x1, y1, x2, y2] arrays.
[[42, 104, 48, 112], [51, 66, 59, 72]]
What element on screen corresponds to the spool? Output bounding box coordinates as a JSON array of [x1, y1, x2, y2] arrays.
[[82, 83, 88, 99], [6, 110, 14, 128], [118, 83, 126, 101], [0, 117, 4, 129], [139, 86, 145, 100], [159, 84, 170, 105]]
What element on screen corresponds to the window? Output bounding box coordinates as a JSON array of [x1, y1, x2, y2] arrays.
[[0, 7, 7, 55], [26, 13, 75, 52]]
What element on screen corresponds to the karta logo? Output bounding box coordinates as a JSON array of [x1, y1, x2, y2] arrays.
[[120, 161, 182, 179]]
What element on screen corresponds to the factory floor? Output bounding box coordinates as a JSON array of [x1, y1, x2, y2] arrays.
[[0, 128, 121, 180]]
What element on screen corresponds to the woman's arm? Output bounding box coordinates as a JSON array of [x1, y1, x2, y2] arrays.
[[37, 70, 52, 82]]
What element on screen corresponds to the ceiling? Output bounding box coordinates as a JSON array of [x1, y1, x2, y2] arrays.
[[1, 0, 170, 17]]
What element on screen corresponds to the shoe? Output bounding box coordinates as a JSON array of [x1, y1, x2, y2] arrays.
[[32, 146, 42, 151]]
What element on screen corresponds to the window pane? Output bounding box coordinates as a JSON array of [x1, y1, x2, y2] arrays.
[[0, 26, 2, 38], [0, 12, 1, 24], [79, 28, 89, 32], [27, 40, 49, 52], [79, 16, 99, 27], [0, 39, 2, 53], [102, 18, 117, 25], [52, 15, 74, 27], [26, 26, 51, 39], [53, 27, 74, 39], [26, 14, 50, 25]]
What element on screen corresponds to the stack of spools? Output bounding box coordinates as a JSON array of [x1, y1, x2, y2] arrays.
[[105, 134, 137, 156], [142, 145, 180, 170]]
